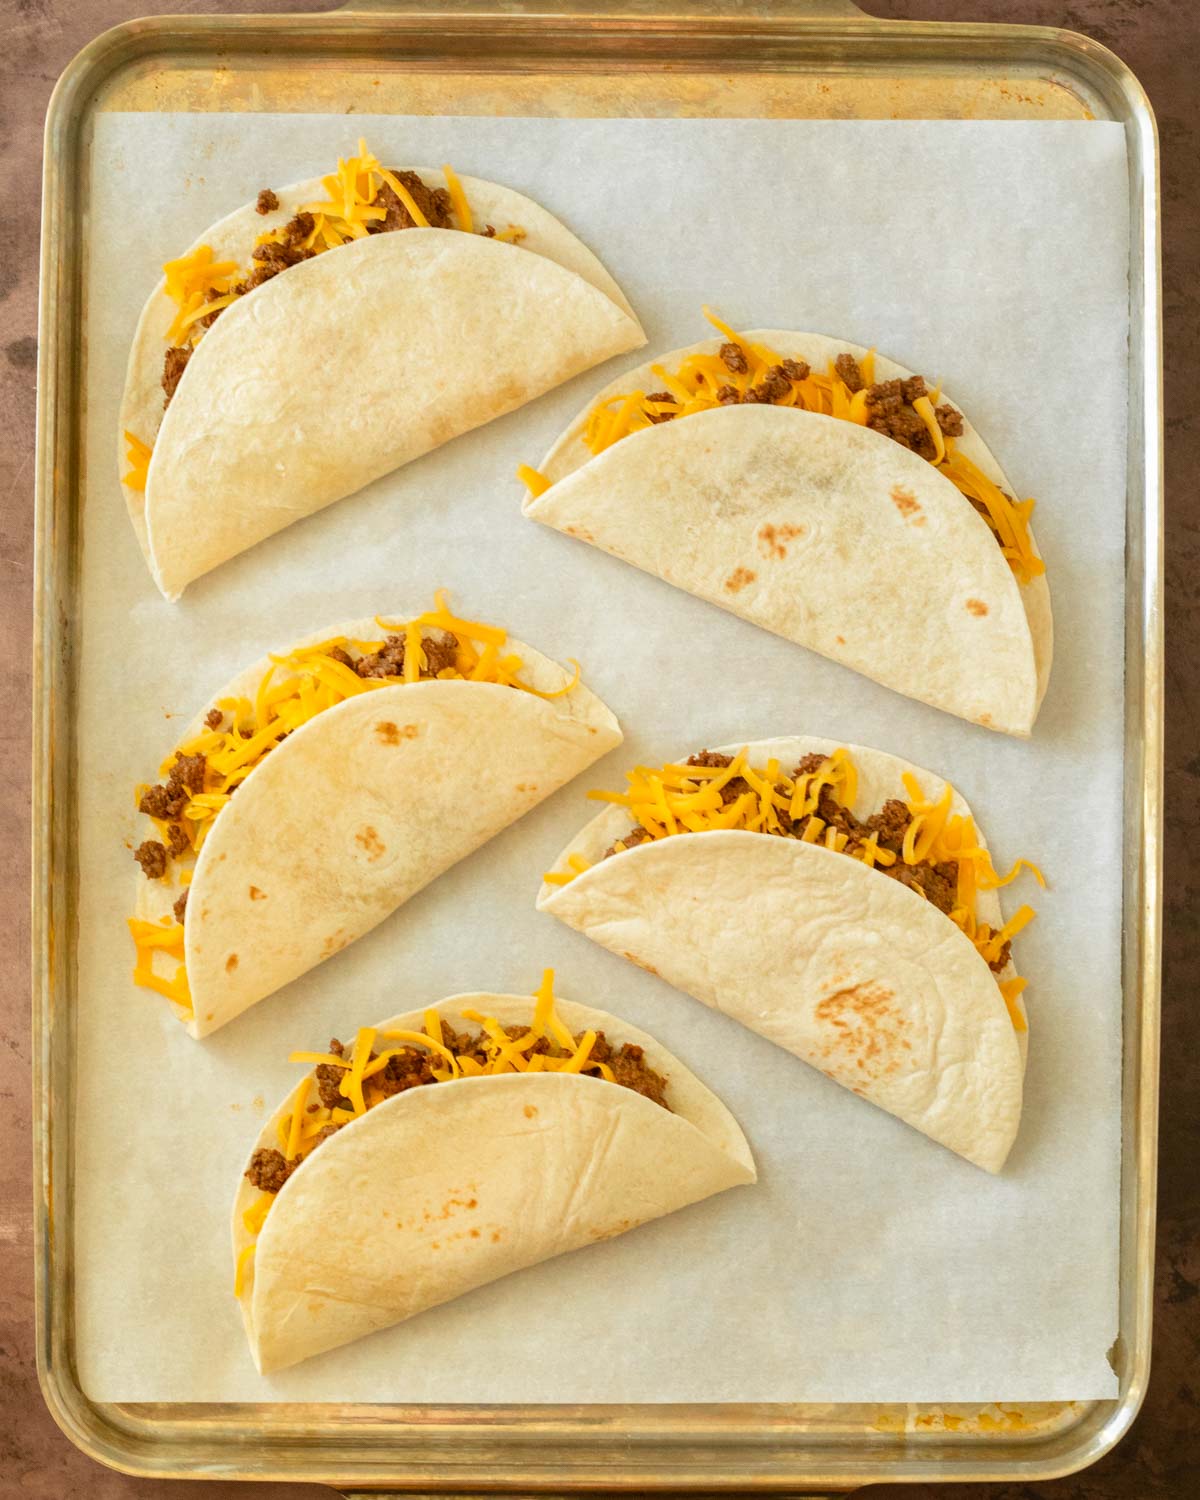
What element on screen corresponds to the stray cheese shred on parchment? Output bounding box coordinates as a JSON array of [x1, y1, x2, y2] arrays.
[[545, 747, 1043, 1032], [129, 595, 583, 1013], [518, 309, 1044, 586]]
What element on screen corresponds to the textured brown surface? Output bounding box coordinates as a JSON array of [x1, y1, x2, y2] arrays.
[[1, 0, 1194, 1495]]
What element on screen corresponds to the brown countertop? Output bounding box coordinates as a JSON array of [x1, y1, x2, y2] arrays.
[[2, 1, 1194, 1494]]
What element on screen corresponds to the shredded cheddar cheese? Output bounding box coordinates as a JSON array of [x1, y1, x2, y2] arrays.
[[234, 969, 622, 1294], [518, 310, 1045, 585], [547, 747, 1041, 1028], [130, 594, 584, 1009], [122, 431, 153, 492]]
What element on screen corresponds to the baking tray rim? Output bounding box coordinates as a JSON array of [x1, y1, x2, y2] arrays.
[[32, 5, 1163, 1489]]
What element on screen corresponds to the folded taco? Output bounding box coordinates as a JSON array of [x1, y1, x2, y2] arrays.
[[120, 139, 644, 599], [520, 312, 1051, 736], [128, 595, 621, 1038], [538, 739, 1044, 1171], [233, 970, 755, 1373]]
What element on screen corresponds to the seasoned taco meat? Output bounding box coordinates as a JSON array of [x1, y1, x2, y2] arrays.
[[245, 1148, 295, 1194], [256, 188, 279, 215], [172, 888, 189, 924], [370, 170, 454, 232], [134, 840, 168, 879], [834, 352, 864, 392], [719, 341, 749, 375], [588, 1033, 669, 1110], [162, 344, 191, 405], [355, 631, 459, 680]]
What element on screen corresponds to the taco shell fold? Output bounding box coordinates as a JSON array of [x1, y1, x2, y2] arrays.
[[538, 737, 1025, 1172], [121, 170, 645, 599], [234, 994, 755, 1374], [525, 332, 1052, 737]]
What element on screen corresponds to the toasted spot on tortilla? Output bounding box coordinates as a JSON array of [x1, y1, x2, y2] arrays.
[[470, 1227, 480, 1238], [815, 982, 907, 1078], [376, 721, 400, 744], [524, 1104, 538, 1118], [516, 782, 537, 793], [622, 950, 659, 977], [321, 929, 347, 958], [966, 598, 989, 616], [757, 521, 806, 560], [225, 953, 238, 973], [724, 566, 756, 593], [355, 825, 386, 861], [890, 485, 925, 523], [978, 711, 994, 727], [491, 1230, 502, 1243], [249, 885, 265, 900], [836, 634, 846, 645]]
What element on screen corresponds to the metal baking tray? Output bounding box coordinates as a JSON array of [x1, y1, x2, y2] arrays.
[[33, 0, 1162, 1489]]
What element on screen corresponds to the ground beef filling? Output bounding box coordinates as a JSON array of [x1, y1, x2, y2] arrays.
[[245, 1026, 670, 1194], [135, 633, 460, 881], [601, 751, 1008, 969], [162, 169, 451, 407]]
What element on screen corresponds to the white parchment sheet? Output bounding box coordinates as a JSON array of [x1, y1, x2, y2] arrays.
[[74, 114, 1128, 1403]]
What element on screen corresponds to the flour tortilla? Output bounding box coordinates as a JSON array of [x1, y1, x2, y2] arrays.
[[525, 333, 1052, 737], [120, 170, 645, 599], [134, 618, 622, 1038], [233, 992, 755, 1374], [538, 737, 1026, 1172]]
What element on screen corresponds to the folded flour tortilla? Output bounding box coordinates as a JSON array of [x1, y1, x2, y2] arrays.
[[128, 599, 621, 1037], [233, 980, 755, 1373], [120, 146, 644, 598], [522, 325, 1052, 736], [539, 737, 1041, 1171]]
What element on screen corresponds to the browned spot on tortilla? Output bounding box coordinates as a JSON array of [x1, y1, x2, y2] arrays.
[[622, 950, 660, 978], [836, 635, 846, 645], [724, 566, 756, 594], [225, 953, 238, 973], [470, 1227, 480, 1238], [431, 1241, 440, 1250], [321, 929, 347, 958], [814, 982, 908, 1080], [516, 782, 538, 793], [757, 521, 806, 560], [467, 1197, 477, 1208], [890, 485, 922, 520], [249, 885, 265, 900], [491, 1230, 502, 1243], [524, 1104, 538, 1118], [218, 852, 227, 862], [355, 825, 386, 861], [966, 598, 989, 617], [978, 712, 994, 727], [376, 721, 400, 744]]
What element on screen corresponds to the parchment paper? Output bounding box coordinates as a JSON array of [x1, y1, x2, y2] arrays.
[[73, 114, 1128, 1404]]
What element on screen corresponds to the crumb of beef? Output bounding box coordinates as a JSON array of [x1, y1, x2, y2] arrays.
[[835, 352, 863, 392], [864, 378, 937, 459], [588, 1033, 670, 1110], [751, 368, 792, 402], [311, 1123, 340, 1147], [245, 1147, 294, 1194], [162, 345, 191, 405], [139, 781, 188, 821], [482, 224, 496, 237], [278, 212, 315, 250], [326, 644, 356, 670], [369, 170, 453, 233], [134, 840, 168, 879], [779, 357, 810, 382], [885, 858, 958, 915], [315, 1061, 351, 1110], [601, 824, 653, 860], [936, 402, 964, 436], [719, 342, 749, 375], [204, 707, 224, 730], [792, 752, 828, 779], [166, 822, 190, 858], [687, 750, 735, 770], [716, 384, 742, 404], [170, 752, 207, 794], [329, 1037, 345, 1057], [256, 188, 279, 215], [355, 631, 458, 680], [988, 939, 1012, 974], [373, 1047, 437, 1098], [864, 798, 911, 853], [172, 888, 189, 924], [741, 385, 770, 403]]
